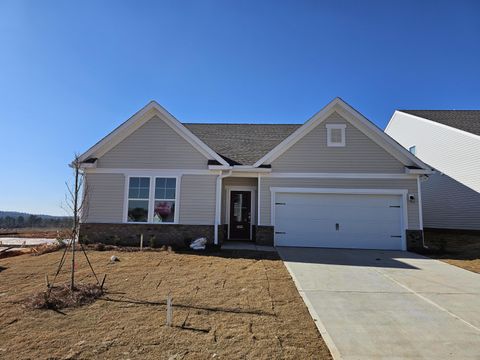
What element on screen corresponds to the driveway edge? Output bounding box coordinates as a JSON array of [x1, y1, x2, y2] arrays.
[[281, 259, 343, 360]]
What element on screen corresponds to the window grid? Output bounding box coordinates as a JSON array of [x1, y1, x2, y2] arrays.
[[125, 176, 178, 224]]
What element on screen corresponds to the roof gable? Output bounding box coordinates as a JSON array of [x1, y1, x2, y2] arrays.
[[78, 101, 229, 166], [270, 111, 406, 173], [253, 98, 430, 170]]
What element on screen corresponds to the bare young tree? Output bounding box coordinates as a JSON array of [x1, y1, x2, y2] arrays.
[[49, 154, 99, 292]]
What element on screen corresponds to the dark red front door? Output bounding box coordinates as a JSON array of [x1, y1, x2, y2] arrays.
[[229, 191, 251, 240]]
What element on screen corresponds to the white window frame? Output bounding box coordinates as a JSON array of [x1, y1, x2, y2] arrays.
[[125, 176, 151, 224], [326, 124, 346, 147], [123, 175, 180, 224]]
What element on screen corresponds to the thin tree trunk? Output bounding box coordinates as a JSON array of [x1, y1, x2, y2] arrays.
[[71, 162, 79, 290]]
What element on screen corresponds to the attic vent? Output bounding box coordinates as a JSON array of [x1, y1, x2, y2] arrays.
[[326, 124, 346, 147]]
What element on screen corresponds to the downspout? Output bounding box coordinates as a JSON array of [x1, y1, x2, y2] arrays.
[[214, 169, 232, 245], [418, 174, 429, 249]]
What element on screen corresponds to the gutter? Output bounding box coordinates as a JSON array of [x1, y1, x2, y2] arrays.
[[208, 165, 272, 173]]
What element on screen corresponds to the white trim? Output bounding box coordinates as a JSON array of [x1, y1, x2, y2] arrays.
[[417, 176, 423, 229], [386, 110, 480, 141], [265, 172, 419, 179], [214, 175, 222, 245], [257, 175, 262, 226], [79, 162, 97, 169], [270, 187, 408, 250], [253, 97, 430, 170], [208, 165, 272, 173], [405, 168, 432, 175], [326, 123, 346, 147], [123, 174, 180, 225], [78, 101, 229, 167], [85, 168, 220, 176], [225, 186, 256, 240]]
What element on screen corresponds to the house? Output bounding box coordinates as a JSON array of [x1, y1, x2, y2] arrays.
[[386, 110, 480, 232], [78, 98, 431, 250]]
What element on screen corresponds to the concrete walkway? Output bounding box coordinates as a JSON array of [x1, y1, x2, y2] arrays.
[[278, 247, 480, 359], [221, 241, 276, 252]]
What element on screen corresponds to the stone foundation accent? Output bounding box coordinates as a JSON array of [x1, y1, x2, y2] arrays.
[[218, 224, 228, 244], [406, 230, 425, 252], [255, 226, 274, 246], [79, 223, 214, 248]]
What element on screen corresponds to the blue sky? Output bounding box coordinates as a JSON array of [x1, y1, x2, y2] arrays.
[[1, 0, 479, 215]]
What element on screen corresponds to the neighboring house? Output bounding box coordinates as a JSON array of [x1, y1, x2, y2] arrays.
[[386, 110, 480, 231], [78, 98, 430, 250]]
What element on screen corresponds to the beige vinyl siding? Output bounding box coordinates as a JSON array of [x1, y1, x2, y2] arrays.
[[221, 177, 258, 224], [271, 112, 405, 173], [84, 173, 217, 225], [179, 175, 217, 225], [98, 115, 208, 169], [259, 177, 420, 229], [422, 172, 480, 230], [84, 173, 125, 223]]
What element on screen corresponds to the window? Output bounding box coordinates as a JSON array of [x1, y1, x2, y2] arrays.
[[127, 177, 150, 222], [125, 176, 178, 223], [326, 124, 346, 147], [409, 145, 416, 155], [153, 178, 176, 223]]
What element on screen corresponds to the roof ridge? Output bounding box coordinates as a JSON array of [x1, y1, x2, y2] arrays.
[[400, 109, 480, 112], [183, 122, 302, 125]]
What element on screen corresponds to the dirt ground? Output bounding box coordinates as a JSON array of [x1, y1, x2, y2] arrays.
[[0, 248, 331, 359], [424, 231, 480, 274], [0, 228, 68, 239]]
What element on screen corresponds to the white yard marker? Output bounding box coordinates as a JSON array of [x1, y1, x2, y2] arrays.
[[166, 294, 173, 326]]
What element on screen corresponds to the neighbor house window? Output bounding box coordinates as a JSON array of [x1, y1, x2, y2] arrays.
[[326, 124, 346, 147], [153, 177, 176, 223], [127, 177, 150, 222], [409, 145, 416, 155]]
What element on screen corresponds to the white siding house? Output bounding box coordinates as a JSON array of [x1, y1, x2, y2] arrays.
[[386, 110, 480, 231]]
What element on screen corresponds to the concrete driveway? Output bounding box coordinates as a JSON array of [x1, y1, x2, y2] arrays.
[[278, 248, 480, 359]]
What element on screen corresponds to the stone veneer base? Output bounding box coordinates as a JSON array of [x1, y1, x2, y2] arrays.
[[406, 229, 425, 252], [79, 223, 215, 248]]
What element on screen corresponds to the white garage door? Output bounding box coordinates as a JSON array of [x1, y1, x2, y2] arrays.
[[274, 192, 405, 250]]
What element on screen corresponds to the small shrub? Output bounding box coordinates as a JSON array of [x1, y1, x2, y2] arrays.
[[25, 283, 104, 310], [79, 234, 90, 245], [149, 235, 157, 248]]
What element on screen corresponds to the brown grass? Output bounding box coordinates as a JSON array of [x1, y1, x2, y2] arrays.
[[0, 228, 69, 239], [0, 249, 331, 359], [424, 230, 480, 273]]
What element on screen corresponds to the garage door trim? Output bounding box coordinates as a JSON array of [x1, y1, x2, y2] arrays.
[[270, 187, 409, 250]]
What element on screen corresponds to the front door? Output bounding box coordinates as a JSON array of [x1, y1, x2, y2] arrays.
[[229, 191, 252, 240]]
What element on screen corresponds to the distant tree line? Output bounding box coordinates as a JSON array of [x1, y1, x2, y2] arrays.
[[0, 215, 72, 229]]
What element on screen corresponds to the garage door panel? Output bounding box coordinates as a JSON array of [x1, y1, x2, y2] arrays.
[[274, 192, 404, 250]]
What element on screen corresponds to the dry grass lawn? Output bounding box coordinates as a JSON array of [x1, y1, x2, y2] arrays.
[[0, 248, 331, 359], [424, 231, 480, 274]]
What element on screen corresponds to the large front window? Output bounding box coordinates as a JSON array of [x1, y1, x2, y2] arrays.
[[126, 176, 177, 223], [127, 177, 150, 222], [153, 178, 176, 223]]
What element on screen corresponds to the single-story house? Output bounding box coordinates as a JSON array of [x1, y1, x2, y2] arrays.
[[386, 110, 480, 231], [78, 98, 431, 250]]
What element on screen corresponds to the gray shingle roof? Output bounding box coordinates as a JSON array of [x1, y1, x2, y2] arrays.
[[400, 110, 480, 136], [184, 123, 301, 165]]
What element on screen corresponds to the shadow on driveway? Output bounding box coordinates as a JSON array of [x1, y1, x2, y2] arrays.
[[278, 247, 422, 269]]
